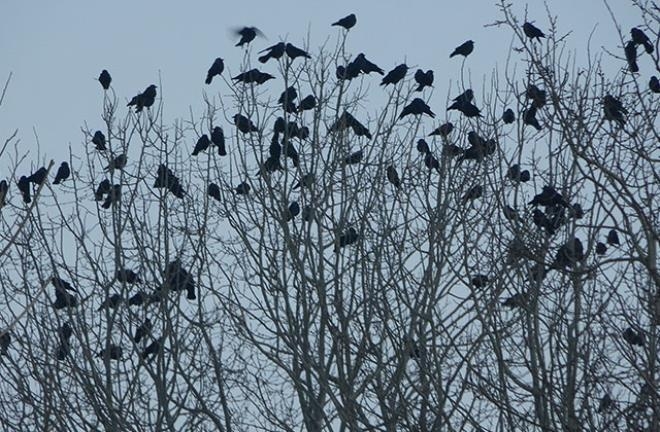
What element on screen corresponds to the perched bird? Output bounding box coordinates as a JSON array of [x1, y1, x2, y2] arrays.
[[329, 111, 372, 138], [53, 162, 70, 184], [233, 114, 259, 134], [353, 53, 384, 75], [92, 130, 106, 151], [97, 293, 123, 311], [94, 179, 111, 201], [298, 95, 317, 112], [526, 84, 547, 108], [134, 319, 152, 343], [235, 26, 263, 47], [332, 13, 356, 30], [17, 176, 31, 204], [414, 69, 434, 91], [603, 95, 627, 126], [278, 86, 298, 105], [98, 345, 123, 361], [450, 89, 474, 106], [211, 127, 227, 156], [607, 229, 620, 246], [595, 242, 607, 255], [141, 338, 162, 361], [471, 275, 489, 288], [258, 42, 286, 63], [416, 139, 430, 154], [127, 85, 157, 112], [28, 167, 48, 185], [101, 184, 121, 209], [301, 205, 314, 222], [622, 327, 644, 346], [450, 40, 474, 58], [0, 331, 10, 356], [424, 153, 440, 171], [208, 183, 221, 201], [284, 201, 300, 221], [442, 143, 464, 157], [335, 227, 359, 251], [523, 22, 545, 39], [529, 186, 565, 207], [285, 43, 311, 60], [624, 41, 639, 73], [116, 269, 141, 284], [153, 164, 178, 191], [399, 98, 435, 119], [52, 287, 78, 310], [232, 68, 275, 85], [502, 293, 526, 308], [235, 181, 250, 195], [386, 165, 401, 189], [0, 180, 8, 208], [98, 69, 111, 90], [649, 76, 660, 93], [381, 64, 408, 86], [128, 291, 147, 306], [462, 185, 483, 203], [523, 106, 542, 131], [429, 122, 453, 137], [284, 142, 300, 167], [502, 108, 515, 124], [205, 58, 224, 84], [192, 134, 211, 156], [507, 164, 530, 183], [344, 150, 363, 165], [162, 260, 196, 300], [551, 237, 584, 269], [104, 154, 127, 172], [598, 394, 614, 413], [292, 173, 315, 189], [631, 27, 653, 53]]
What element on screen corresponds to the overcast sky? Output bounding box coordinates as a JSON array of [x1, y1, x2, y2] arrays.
[[0, 0, 636, 170]]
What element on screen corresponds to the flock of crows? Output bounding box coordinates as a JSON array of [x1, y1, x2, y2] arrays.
[[0, 14, 655, 383]]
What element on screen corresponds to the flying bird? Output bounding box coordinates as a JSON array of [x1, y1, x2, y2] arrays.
[[332, 13, 356, 30], [399, 98, 435, 119], [98, 69, 111, 90], [523, 22, 545, 39], [53, 162, 70, 184], [414, 69, 433, 91], [235, 26, 263, 47], [205, 58, 224, 84], [450, 40, 474, 58], [232, 69, 275, 85]]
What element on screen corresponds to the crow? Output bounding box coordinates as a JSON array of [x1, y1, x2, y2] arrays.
[[205, 58, 224, 84], [233, 114, 259, 134], [101, 185, 121, 209], [595, 242, 607, 255], [98, 69, 111, 90], [442, 144, 464, 157], [598, 394, 614, 413], [285, 43, 311, 60], [116, 269, 141, 284], [53, 162, 70, 184], [0, 331, 9, 356], [284, 201, 300, 221], [211, 127, 226, 156], [523, 106, 542, 130], [128, 291, 147, 306], [98, 345, 123, 361], [332, 13, 357, 30], [450, 40, 474, 58], [208, 183, 221, 201], [0, 180, 8, 208], [94, 179, 111, 201], [353, 53, 384, 75], [344, 150, 363, 165], [284, 142, 299, 167], [17, 176, 31, 203], [471, 274, 489, 288], [329, 111, 372, 138], [301, 205, 314, 222], [503, 205, 518, 222], [551, 237, 584, 269], [649, 76, 660, 93], [462, 185, 483, 203], [529, 186, 565, 207], [502, 108, 515, 124], [523, 22, 545, 39], [127, 85, 157, 113], [607, 229, 620, 246], [450, 89, 474, 106], [416, 139, 430, 154], [335, 227, 359, 251], [104, 154, 127, 171], [278, 86, 297, 104], [192, 134, 210, 156], [141, 338, 162, 361], [526, 84, 547, 108], [624, 41, 639, 73], [232, 68, 275, 85], [134, 319, 152, 343], [97, 293, 123, 311], [424, 153, 440, 171], [386, 165, 401, 189], [414, 69, 433, 91], [381, 64, 408, 86], [92, 130, 106, 151], [399, 98, 435, 119], [235, 181, 250, 195], [507, 164, 530, 183], [58, 323, 73, 342], [429, 122, 453, 137], [603, 95, 627, 126], [28, 167, 48, 185], [502, 293, 526, 308], [622, 327, 644, 346], [631, 27, 653, 53], [298, 95, 317, 111], [235, 26, 263, 47], [258, 42, 286, 63]]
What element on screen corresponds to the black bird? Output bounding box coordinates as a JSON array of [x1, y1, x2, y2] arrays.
[[94, 179, 111, 201], [97, 293, 123, 311], [607, 229, 620, 246], [101, 184, 121, 209], [233, 114, 259, 134], [235, 26, 263, 47], [208, 183, 221, 201], [429, 122, 453, 137], [569, 203, 584, 219], [450, 89, 474, 106], [127, 85, 157, 113], [98, 69, 111, 90], [235, 181, 250, 195], [416, 139, 430, 154], [52, 277, 78, 306], [17, 176, 31, 203], [301, 205, 314, 222], [502, 108, 515, 124], [284, 201, 300, 221], [622, 327, 644, 346], [381, 64, 408, 86], [631, 27, 653, 53], [162, 260, 196, 300], [399, 98, 435, 119], [58, 323, 73, 342], [330, 111, 372, 138], [98, 345, 123, 361], [598, 394, 614, 413], [211, 126, 226, 156], [551, 237, 584, 269], [532, 209, 552, 233], [285, 43, 311, 60], [502, 293, 526, 308], [232, 68, 275, 85], [298, 95, 317, 111], [595, 242, 607, 255], [526, 84, 547, 108], [462, 185, 483, 203], [0, 331, 9, 356], [471, 275, 489, 288], [141, 338, 162, 361], [284, 142, 299, 167], [519, 170, 531, 182], [523, 106, 542, 130], [128, 291, 147, 306], [53, 162, 70, 184], [450, 40, 474, 58], [332, 13, 356, 30], [192, 134, 211, 156], [507, 164, 530, 183], [442, 143, 464, 157], [336, 227, 359, 251], [134, 319, 152, 343], [414, 69, 434, 91], [104, 154, 127, 171], [92, 130, 106, 151], [529, 186, 565, 207], [603, 95, 627, 126], [116, 269, 141, 284], [153, 164, 177, 189], [649, 76, 660, 93], [523, 22, 545, 39], [205, 58, 224, 84], [258, 42, 286, 63], [28, 167, 48, 185], [0, 180, 8, 208], [424, 153, 440, 171], [278, 86, 297, 104], [353, 53, 384, 75], [344, 150, 363, 165], [458, 102, 482, 118], [624, 41, 639, 73], [293, 173, 314, 189], [386, 165, 401, 189]]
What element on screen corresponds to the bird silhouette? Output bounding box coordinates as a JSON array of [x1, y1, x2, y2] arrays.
[[235, 27, 263, 47], [330, 112, 372, 138], [450, 40, 474, 58], [607, 229, 620, 246], [381, 64, 408, 86], [523, 106, 542, 130], [424, 153, 440, 171], [523, 22, 545, 39], [205, 58, 224, 84], [53, 162, 70, 184], [284, 201, 300, 221], [97, 293, 123, 311], [298, 95, 317, 111], [285, 43, 311, 60], [414, 69, 434, 91], [98, 70, 111, 90], [503, 205, 518, 222], [507, 164, 530, 183], [301, 205, 314, 222], [598, 394, 614, 413], [235, 181, 251, 195], [0, 332, 9, 356], [603, 95, 627, 126], [471, 275, 489, 288], [622, 327, 644, 346], [232, 69, 275, 85], [502, 108, 515, 124], [98, 345, 123, 361], [127, 85, 157, 112], [352, 53, 384, 75], [94, 179, 110, 201], [208, 183, 221, 201], [551, 237, 584, 269], [28, 167, 48, 185], [0, 180, 8, 208], [429, 122, 453, 137], [335, 227, 359, 251], [233, 114, 259, 134], [293, 173, 315, 189], [624, 41, 639, 73], [128, 291, 147, 307], [631, 27, 653, 53], [416, 139, 430, 154], [17, 176, 31, 203], [650, 76, 660, 93], [141, 337, 162, 361], [332, 13, 356, 30], [344, 150, 363, 165], [104, 154, 127, 171], [462, 185, 483, 203], [529, 186, 565, 207], [386, 165, 401, 189], [116, 269, 141, 284], [134, 319, 152, 343], [192, 134, 210, 156], [101, 184, 121, 209], [258, 42, 286, 63], [211, 127, 226, 156], [502, 293, 526, 308], [595, 242, 607, 255], [399, 98, 435, 119], [442, 144, 463, 158], [92, 130, 106, 151], [278, 86, 298, 105], [526, 84, 547, 108]]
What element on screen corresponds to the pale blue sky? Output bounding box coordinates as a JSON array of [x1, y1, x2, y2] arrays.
[[0, 0, 635, 166]]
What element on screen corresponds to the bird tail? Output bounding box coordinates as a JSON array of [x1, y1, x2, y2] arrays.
[[205, 74, 213, 85]]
